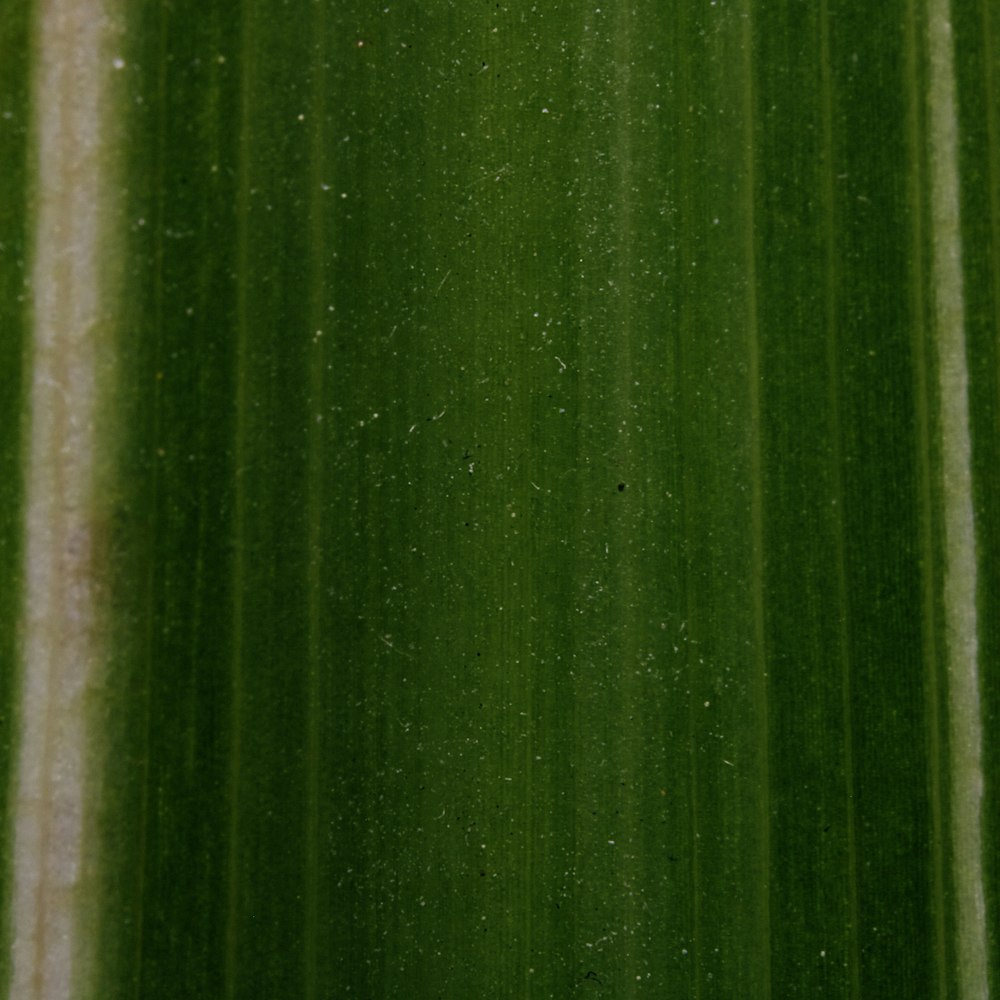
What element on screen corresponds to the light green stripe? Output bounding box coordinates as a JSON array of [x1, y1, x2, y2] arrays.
[[903, 0, 951, 994], [927, 1, 989, 997]]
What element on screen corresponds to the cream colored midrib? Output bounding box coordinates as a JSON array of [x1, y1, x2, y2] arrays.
[[925, 4, 988, 1000], [7, 2, 119, 999]]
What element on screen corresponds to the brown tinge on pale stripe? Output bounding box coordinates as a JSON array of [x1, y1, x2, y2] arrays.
[[7, 1, 121, 999]]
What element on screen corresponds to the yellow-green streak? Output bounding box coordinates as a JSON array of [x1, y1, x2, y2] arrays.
[[926, 1, 989, 997]]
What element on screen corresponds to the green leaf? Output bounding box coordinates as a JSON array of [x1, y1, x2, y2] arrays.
[[2, 1, 997, 998]]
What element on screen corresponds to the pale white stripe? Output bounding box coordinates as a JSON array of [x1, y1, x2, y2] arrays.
[[926, 3, 988, 999], [8, 2, 119, 998]]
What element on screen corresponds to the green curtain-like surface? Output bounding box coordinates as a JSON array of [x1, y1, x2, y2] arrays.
[[1, 2, 997, 998]]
